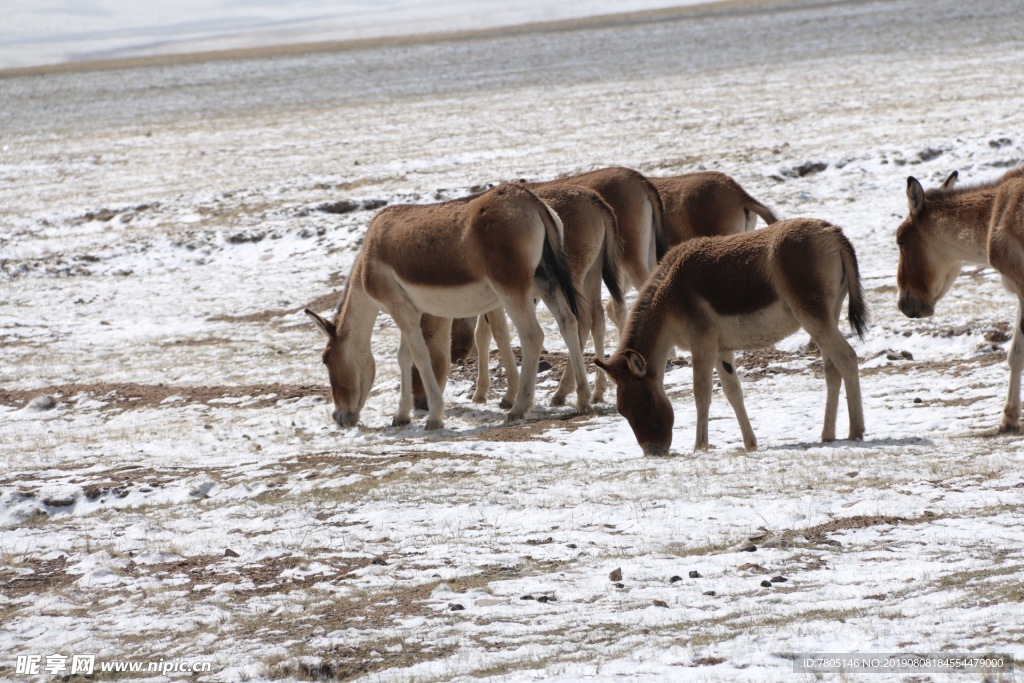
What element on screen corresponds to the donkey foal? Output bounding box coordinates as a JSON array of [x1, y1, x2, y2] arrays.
[[597, 218, 868, 455]]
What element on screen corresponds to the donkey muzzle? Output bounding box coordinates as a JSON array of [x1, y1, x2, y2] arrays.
[[897, 291, 933, 319]]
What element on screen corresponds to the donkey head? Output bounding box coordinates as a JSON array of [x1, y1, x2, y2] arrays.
[[305, 309, 376, 428], [596, 349, 674, 456], [896, 172, 961, 318]]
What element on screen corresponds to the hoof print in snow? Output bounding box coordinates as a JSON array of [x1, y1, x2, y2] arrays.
[[608, 567, 622, 581]]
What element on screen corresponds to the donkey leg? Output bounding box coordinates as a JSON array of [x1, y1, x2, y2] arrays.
[[999, 300, 1024, 433], [471, 315, 491, 404], [591, 294, 609, 404], [811, 327, 864, 441], [717, 351, 756, 451], [552, 291, 593, 407], [392, 313, 448, 430], [539, 286, 592, 411], [488, 309, 519, 410], [691, 348, 715, 451], [820, 352, 842, 442], [393, 334, 415, 427], [502, 301, 543, 423]]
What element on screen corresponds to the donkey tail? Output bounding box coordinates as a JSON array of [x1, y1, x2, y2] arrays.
[[534, 194, 582, 320], [640, 173, 670, 263], [745, 197, 779, 226], [838, 231, 869, 340], [595, 195, 625, 307]]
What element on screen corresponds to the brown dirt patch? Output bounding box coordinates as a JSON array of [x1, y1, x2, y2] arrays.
[[0, 382, 322, 411], [0, 555, 73, 599]]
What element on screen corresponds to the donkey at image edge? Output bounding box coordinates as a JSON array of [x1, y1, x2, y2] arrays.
[[896, 167, 1024, 432]]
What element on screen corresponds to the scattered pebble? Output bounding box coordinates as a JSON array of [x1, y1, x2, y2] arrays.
[[770, 576, 788, 583], [448, 603, 465, 611], [26, 395, 57, 411], [608, 567, 622, 582], [521, 595, 535, 601], [703, 591, 716, 597], [669, 575, 682, 583], [689, 570, 701, 579], [652, 599, 669, 608], [223, 548, 240, 558], [760, 580, 773, 588], [741, 545, 757, 553]]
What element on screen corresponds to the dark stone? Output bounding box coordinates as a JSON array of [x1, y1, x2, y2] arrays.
[[448, 603, 465, 611], [669, 576, 682, 583], [689, 570, 701, 579], [761, 580, 773, 588], [742, 545, 757, 552], [770, 576, 788, 583], [223, 548, 240, 558]]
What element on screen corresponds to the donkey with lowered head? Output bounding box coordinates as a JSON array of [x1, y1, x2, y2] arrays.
[[896, 167, 1024, 432], [597, 218, 868, 455], [306, 183, 591, 430]]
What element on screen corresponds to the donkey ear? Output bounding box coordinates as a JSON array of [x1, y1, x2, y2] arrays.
[[940, 170, 958, 190], [304, 308, 336, 339], [623, 349, 648, 378], [906, 177, 925, 216]]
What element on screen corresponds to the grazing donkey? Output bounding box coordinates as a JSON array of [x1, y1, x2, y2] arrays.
[[597, 218, 868, 455], [896, 167, 1024, 432], [468, 184, 625, 406], [651, 172, 778, 246], [305, 183, 592, 430]]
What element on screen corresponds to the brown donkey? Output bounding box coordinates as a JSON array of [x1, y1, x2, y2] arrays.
[[597, 218, 868, 455], [896, 167, 1024, 432], [305, 183, 591, 430], [651, 172, 777, 246], [470, 184, 625, 406]]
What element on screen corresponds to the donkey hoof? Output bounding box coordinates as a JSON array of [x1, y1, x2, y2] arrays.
[[504, 412, 525, 424], [425, 418, 444, 431], [499, 397, 514, 410], [472, 393, 487, 404], [743, 437, 758, 452], [550, 395, 567, 407], [998, 421, 1021, 435], [392, 416, 411, 427]]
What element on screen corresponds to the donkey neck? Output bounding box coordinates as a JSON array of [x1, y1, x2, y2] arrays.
[[621, 281, 678, 380], [336, 261, 381, 345], [931, 189, 998, 265]]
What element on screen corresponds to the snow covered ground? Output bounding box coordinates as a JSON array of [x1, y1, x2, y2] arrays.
[[2, 0, 1023, 680]]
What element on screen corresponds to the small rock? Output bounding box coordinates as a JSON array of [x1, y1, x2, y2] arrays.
[[652, 599, 669, 608], [688, 570, 701, 579], [608, 567, 622, 582], [520, 594, 535, 601], [566, 543, 577, 549], [223, 548, 240, 558], [613, 582, 625, 589], [770, 576, 788, 583], [669, 575, 683, 583], [537, 595, 554, 603], [703, 590, 716, 596], [741, 545, 757, 553], [371, 557, 388, 566], [26, 395, 57, 411], [448, 603, 465, 611], [537, 359, 553, 372], [760, 580, 773, 588], [913, 397, 923, 404]]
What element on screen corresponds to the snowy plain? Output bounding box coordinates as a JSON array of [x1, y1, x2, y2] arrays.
[[2, 0, 1024, 680]]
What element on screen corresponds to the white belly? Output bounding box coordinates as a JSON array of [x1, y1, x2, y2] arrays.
[[402, 281, 501, 318], [716, 300, 801, 350]]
